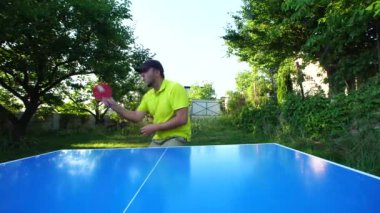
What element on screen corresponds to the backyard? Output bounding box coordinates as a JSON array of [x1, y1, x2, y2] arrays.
[[0, 117, 258, 163], [1, 116, 378, 177]]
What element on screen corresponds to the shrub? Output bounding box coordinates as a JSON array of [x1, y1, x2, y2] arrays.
[[227, 74, 380, 174], [236, 100, 280, 138]]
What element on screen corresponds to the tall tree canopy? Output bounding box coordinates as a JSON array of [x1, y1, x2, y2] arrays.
[[224, 0, 379, 96], [0, 0, 151, 143]]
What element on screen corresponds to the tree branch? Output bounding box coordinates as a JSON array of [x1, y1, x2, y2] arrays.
[[0, 78, 25, 102], [101, 107, 110, 117], [78, 107, 96, 117], [41, 69, 93, 94], [51, 58, 79, 79], [0, 68, 19, 83]]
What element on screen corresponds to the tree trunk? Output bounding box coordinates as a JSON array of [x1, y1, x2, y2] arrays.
[[285, 73, 293, 93], [326, 68, 334, 97], [95, 115, 105, 125], [94, 102, 107, 125], [269, 68, 278, 102], [325, 65, 346, 97], [10, 102, 39, 144], [296, 62, 305, 99], [345, 78, 356, 93]]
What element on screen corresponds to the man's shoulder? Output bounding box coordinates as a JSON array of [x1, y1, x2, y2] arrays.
[[165, 79, 184, 90]]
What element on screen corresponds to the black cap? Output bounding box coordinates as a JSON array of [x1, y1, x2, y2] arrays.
[[139, 59, 164, 75]]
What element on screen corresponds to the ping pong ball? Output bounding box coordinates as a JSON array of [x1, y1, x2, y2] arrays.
[[97, 85, 105, 92]]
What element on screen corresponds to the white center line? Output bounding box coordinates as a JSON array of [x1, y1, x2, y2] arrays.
[[123, 148, 168, 213]]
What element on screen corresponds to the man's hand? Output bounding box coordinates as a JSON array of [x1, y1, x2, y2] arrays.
[[141, 124, 160, 136], [101, 97, 116, 107]]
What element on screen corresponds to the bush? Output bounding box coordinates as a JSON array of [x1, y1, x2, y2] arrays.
[[227, 75, 380, 175], [236, 100, 280, 139], [281, 93, 330, 141]]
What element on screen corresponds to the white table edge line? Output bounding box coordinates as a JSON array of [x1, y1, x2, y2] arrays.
[[122, 148, 168, 212]]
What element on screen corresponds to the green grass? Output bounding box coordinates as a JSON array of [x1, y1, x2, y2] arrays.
[[190, 117, 268, 145], [0, 127, 150, 163], [1, 117, 379, 177], [0, 117, 265, 163]]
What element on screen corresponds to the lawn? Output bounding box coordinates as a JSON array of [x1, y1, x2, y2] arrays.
[[1, 117, 379, 177], [0, 117, 262, 163]]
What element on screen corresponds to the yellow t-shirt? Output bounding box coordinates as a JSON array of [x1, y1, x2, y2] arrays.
[[137, 79, 191, 141]]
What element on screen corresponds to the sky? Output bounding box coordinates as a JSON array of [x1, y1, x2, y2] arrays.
[[129, 0, 249, 98]]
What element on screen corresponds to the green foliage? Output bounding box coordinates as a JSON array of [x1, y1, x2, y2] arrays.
[[188, 82, 216, 100], [367, 1, 380, 17], [228, 75, 380, 174], [225, 0, 379, 96], [224, 0, 297, 67], [235, 68, 274, 107], [276, 58, 295, 103], [281, 93, 330, 141], [235, 71, 254, 92], [58, 113, 91, 130], [190, 117, 260, 145], [56, 76, 111, 124], [236, 100, 280, 138], [284, 0, 378, 93], [0, 0, 151, 142], [0, 88, 23, 112], [224, 0, 380, 173], [225, 91, 246, 114], [281, 76, 380, 143]]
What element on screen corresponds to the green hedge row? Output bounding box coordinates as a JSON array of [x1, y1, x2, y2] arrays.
[[229, 76, 380, 175]]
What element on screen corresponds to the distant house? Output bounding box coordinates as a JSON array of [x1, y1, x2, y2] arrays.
[[295, 59, 329, 96]]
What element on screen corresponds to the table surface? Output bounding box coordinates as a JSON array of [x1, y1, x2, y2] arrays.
[[1, 143, 379, 213]]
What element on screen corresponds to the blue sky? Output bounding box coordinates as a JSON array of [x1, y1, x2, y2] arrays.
[[130, 0, 249, 97]]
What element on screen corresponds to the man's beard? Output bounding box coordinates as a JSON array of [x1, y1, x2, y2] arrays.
[[146, 79, 153, 87]]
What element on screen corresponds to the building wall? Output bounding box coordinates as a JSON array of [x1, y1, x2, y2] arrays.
[[296, 59, 329, 96]]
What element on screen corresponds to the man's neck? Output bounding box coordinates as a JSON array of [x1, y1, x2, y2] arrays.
[[152, 78, 164, 91]]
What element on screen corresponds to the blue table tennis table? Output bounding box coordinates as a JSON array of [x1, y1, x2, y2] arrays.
[[1, 143, 379, 212]]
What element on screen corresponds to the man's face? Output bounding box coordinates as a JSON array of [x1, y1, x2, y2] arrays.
[[140, 68, 158, 87]]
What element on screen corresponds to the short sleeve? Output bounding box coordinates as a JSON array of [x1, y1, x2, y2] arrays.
[[170, 83, 189, 110], [136, 94, 148, 112]]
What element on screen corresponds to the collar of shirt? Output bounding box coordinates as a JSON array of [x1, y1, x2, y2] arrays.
[[154, 79, 167, 95]]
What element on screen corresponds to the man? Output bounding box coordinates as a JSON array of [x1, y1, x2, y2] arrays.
[[102, 59, 191, 147]]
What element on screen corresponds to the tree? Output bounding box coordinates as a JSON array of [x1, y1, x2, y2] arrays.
[[225, 91, 246, 114], [224, 0, 303, 99], [55, 76, 108, 125], [188, 82, 216, 100], [57, 69, 148, 125], [225, 0, 379, 97], [0, 0, 150, 143], [235, 68, 273, 107], [283, 0, 378, 94], [235, 70, 254, 92], [276, 57, 295, 103]]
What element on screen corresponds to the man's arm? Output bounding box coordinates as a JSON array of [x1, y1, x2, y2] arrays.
[[102, 97, 146, 122], [140, 107, 188, 136]]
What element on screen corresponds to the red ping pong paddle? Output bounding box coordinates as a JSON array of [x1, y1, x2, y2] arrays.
[[92, 83, 112, 101]]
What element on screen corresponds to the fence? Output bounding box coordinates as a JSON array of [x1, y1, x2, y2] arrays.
[[190, 99, 221, 117]]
